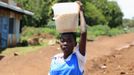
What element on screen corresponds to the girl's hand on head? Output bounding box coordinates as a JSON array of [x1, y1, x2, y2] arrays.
[[75, 1, 83, 11]]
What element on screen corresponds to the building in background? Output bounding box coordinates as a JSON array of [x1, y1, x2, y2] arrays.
[[0, 0, 33, 49]]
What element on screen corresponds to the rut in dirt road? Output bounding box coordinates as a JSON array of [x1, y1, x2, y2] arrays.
[[0, 33, 134, 75]]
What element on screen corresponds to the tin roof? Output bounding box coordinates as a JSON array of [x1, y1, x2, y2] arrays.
[[0, 1, 34, 16]]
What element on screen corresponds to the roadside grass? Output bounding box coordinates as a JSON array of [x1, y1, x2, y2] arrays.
[[87, 25, 125, 40], [0, 43, 48, 56], [1, 25, 131, 56], [21, 26, 59, 40], [21, 25, 128, 41]]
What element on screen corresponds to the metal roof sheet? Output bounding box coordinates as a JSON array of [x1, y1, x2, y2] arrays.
[[0, 1, 34, 16]]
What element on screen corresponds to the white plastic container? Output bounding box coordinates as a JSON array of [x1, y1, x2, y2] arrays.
[[52, 2, 80, 33]]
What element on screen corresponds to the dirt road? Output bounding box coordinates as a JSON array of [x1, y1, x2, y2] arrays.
[[0, 33, 134, 75]]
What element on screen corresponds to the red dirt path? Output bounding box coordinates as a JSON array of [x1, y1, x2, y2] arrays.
[[0, 33, 134, 75]]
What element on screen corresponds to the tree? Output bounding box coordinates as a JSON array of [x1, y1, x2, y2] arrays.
[[57, 0, 107, 25], [86, 0, 123, 27], [107, 1, 123, 28], [84, 2, 107, 25], [15, 0, 123, 28], [15, 0, 58, 27]]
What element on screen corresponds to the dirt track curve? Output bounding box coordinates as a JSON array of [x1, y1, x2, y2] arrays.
[[0, 33, 134, 75]]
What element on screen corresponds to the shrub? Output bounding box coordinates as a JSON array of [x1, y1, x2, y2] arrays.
[[107, 28, 125, 36], [21, 25, 127, 43], [47, 20, 56, 28], [88, 25, 110, 36], [86, 25, 125, 40]]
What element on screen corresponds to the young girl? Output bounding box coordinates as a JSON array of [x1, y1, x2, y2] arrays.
[[49, 2, 87, 75]]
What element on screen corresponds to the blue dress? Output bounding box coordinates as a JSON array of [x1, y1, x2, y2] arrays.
[[49, 53, 84, 75]]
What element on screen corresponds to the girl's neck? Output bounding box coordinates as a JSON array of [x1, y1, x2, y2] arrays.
[[63, 52, 72, 59]]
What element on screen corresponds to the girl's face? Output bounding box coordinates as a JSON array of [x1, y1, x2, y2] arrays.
[[60, 34, 76, 56]]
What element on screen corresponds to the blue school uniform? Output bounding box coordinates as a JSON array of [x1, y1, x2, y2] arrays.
[[49, 46, 86, 75]]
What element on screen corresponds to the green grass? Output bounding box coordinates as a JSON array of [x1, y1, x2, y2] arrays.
[[21, 25, 127, 41], [0, 25, 129, 56], [86, 25, 126, 40], [128, 28, 134, 32], [0, 43, 48, 56], [21, 26, 59, 40]]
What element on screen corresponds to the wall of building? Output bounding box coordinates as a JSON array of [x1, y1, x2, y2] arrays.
[[0, 8, 22, 48]]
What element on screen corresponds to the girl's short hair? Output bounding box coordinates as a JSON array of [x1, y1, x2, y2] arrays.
[[60, 32, 76, 42]]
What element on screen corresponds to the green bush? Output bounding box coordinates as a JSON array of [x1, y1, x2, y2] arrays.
[[47, 20, 56, 28], [86, 25, 125, 40], [107, 28, 125, 36], [126, 28, 134, 33], [21, 25, 127, 43], [88, 25, 110, 36], [21, 26, 59, 40]]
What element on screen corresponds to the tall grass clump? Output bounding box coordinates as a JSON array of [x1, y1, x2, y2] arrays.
[[107, 27, 125, 36], [86, 25, 125, 40], [21, 26, 59, 41], [87, 25, 110, 40]]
